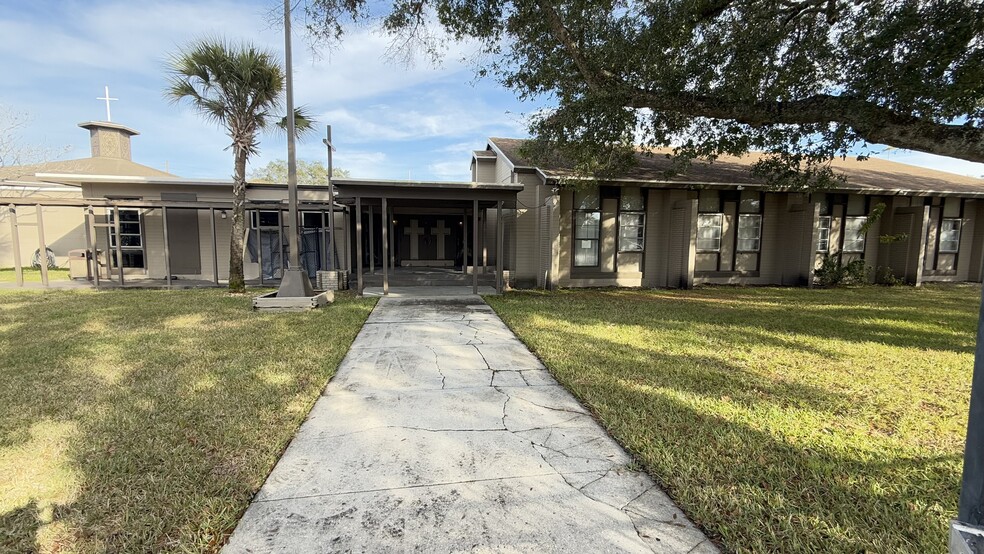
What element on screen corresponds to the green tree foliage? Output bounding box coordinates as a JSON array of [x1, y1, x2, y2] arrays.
[[165, 38, 313, 292], [301, 0, 983, 188], [249, 159, 350, 184]]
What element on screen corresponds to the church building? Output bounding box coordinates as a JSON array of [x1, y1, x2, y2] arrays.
[[3, 119, 984, 292]]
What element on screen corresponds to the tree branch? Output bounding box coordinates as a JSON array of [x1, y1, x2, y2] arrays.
[[623, 90, 984, 163]]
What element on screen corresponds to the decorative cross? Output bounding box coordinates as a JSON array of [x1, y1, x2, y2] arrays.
[[97, 86, 118, 122], [431, 219, 451, 259], [403, 219, 424, 259]]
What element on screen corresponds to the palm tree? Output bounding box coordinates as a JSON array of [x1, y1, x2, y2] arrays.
[[165, 38, 311, 292]]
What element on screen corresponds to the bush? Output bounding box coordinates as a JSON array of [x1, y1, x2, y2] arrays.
[[875, 266, 906, 286], [814, 254, 869, 287]]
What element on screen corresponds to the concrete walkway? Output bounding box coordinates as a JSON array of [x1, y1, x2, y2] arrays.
[[224, 294, 717, 553]]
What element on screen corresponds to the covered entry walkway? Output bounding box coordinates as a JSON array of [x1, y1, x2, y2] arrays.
[[332, 178, 522, 296]]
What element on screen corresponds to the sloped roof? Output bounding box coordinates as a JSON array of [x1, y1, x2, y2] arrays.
[[488, 137, 984, 196], [0, 156, 174, 184]]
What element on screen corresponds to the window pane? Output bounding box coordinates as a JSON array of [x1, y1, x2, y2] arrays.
[[258, 211, 280, 227], [620, 188, 644, 211], [618, 213, 644, 251], [574, 240, 598, 266], [737, 215, 761, 252], [697, 214, 722, 252], [940, 219, 961, 253], [120, 235, 142, 248], [698, 190, 719, 213], [302, 212, 323, 228], [575, 211, 600, 239], [843, 217, 866, 252], [817, 216, 831, 252], [574, 188, 600, 210], [739, 191, 761, 213]]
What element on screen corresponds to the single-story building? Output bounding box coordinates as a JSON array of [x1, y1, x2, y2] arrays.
[[3, 119, 983, 292]]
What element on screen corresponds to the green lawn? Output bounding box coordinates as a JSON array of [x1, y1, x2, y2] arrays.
[[0, 288, 375, 553], [0, 268, 71, 283], [487, 285, 977, 553]]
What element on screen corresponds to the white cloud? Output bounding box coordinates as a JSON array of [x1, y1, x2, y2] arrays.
[[428, 160, 470, 181]]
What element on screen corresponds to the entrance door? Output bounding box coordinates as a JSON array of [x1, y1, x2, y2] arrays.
[[166, 209, 201, 274]]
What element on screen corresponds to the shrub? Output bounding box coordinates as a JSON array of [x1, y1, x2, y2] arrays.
[[814, 254, 869, 287], [875, 266, 906, 286]]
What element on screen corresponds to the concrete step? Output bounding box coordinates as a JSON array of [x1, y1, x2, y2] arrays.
[[361, 273, 496, 287]]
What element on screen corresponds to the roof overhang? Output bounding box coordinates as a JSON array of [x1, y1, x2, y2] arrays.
[[332, 178, 522, 206]]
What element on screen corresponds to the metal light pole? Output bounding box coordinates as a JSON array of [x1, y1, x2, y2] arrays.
[[277, 0, 314, 297], [954, 292, 984, 550], [323, 126, 336, 270]]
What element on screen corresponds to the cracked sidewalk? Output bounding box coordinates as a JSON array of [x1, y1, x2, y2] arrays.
[[223, 294, 717, 553]]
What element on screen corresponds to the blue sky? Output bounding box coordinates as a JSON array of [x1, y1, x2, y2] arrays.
[[1, 0, 982, 182]]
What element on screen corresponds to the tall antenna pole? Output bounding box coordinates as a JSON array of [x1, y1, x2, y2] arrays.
[[284, 0, 300, 270]]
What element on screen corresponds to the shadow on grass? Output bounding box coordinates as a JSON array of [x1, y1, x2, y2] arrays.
[[0, 288, 375, 552], [487, 286, 975, 552], [0, 501, 41, 553], [598, 381, 959, 553]]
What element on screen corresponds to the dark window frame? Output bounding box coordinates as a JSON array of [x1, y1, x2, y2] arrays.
[[572, 188, 602, 268]]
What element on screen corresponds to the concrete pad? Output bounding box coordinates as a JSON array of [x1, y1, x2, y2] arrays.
[[227, 475, 657, 553], [491, 370, 528, 387], [475, 341, 546, 370], [224, 294, 717, 553]]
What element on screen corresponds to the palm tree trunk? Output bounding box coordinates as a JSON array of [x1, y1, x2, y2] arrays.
[[228, 147, 248, 292]]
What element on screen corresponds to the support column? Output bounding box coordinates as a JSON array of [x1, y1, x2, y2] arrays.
[[8, 205, 22, 287], [368, 204, 375, 275], [210, 208, 219, 285], [496, 201, 504, 294], [162, 206, 172, 289], [343, 206, 351, 273], [473, 200, 479, 295], [462, 209, 469, 275], [389, 207, 395, 268], [113, 206, 124, 286], [87, 207, 99, 287], [35, 205, 49, 287], [83, 207, 93, 282], [481, 209, 488, 274], [381, 197, 389, 295], [355, 197, 364, 295], [258, 223, 265, 286]]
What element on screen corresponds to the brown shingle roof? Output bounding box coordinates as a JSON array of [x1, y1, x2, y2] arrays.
[[0, 156, 174, 183], [488, 137, 984, 196]]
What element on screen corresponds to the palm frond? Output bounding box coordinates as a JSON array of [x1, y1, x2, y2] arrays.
[[275, 106, 317, 139]]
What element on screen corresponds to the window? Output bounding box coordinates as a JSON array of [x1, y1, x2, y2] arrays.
[[817, 216, 831, 252], [697, 214, 723, 252], [618, 213, 645, 252], [736, 214, 762, 252], [843, 216, 867, 253], [108, 208, 144, 268], [573, 188, 601, 266], [940, 218, 961, 253], [302, 212, 323, 228], [618, 188, 645, 252], [251, 210, 281, 228]]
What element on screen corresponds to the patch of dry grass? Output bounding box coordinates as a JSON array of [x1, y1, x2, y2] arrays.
[[0, 288, 375, 552]]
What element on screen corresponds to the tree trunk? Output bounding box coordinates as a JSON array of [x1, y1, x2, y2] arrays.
[[228, 147, 248, 293]]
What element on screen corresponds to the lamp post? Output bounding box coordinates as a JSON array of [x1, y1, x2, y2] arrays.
[[276, 0, 314, 297]]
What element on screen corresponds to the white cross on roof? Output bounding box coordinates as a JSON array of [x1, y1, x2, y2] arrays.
[[96, 86, 118, 122]]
